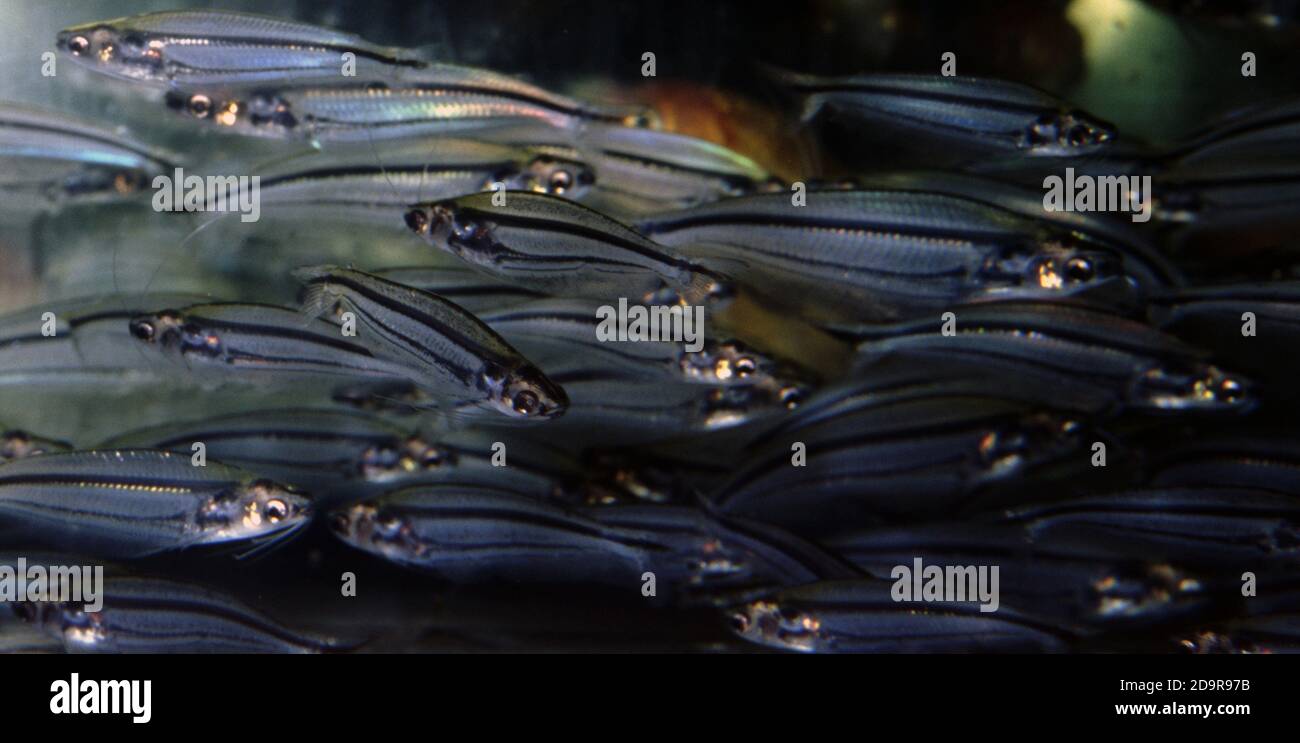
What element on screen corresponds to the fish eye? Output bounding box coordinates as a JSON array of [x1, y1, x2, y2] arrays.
[[67, 35, 90, 55], [188, 94, 213, 118], [404, 208, 429, 234], [1064, 257, 1095, 282], [735, 357, 757, 377], [1218, 377, 1244, 401], [512, 390, 540, 416], [549, 169, 573, 194], [264, 498, 288, 523], [128, 319, 156, 341], [778, 386, 804, 408]]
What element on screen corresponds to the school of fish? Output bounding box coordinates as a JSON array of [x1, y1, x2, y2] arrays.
[[2, 8, 1300, 653]]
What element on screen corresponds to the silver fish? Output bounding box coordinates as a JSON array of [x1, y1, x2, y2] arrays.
[[727, 579, 1066, 653], [849, 300, 1253, 413], [778, 70, 1114, 158], [330, 483, 846, 600], [15, 574, 335, 653], [99, 408, 448, 495], [406, 191, 729, 303], [294, 265, 567, 419], [253, 137, 595, 226], [715, 395, 1085, 529], [0, 449, 310, 558], [479, 297, 802, 390], [330, 483, 659, 585], [637, 189, 1151, 323], [126, 302, 423, 389], [1003, 487, 1300, 568], [163, 64, 650, 141], [0, 102, 173, 210], [826, 524, 1216, 633], [57, 10, 426, 87], [490, 122, 775, 216]]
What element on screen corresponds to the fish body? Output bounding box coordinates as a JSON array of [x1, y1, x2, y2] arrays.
[[408, 191, 728, 304], [638, 189, 1153, 322], [17, 574, 333, 653], [294, 265, 567, 419], [727, 579, 1066, 653], [780, 71, 1114, 159], [0, 102, 172, 210], [57, 10, 426, 87], [163, 64, 648, 141], [0, 449, 309, 558]]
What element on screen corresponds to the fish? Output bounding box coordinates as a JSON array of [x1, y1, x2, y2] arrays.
[[1145, 433, 1300, 498], [542, 369, 801, 446], [637, 189, 1159, 323], [713, 394, 1086, 530], [251, 137, 596, 227], [330, 483, 664, 586], [479, 297, 805, 391], [104, 408, 580, 500], [14, 573, 336, 653], [1148, 155, 1300, 260], [126, 302, 425, 389], [99, 408, 449, 495], [848, 300, 1253, 414], [0, 449, 310, 558], [1176, 614, 1300, 654], [56, 10, 427, 87], [825, 524, 1218, 633], [1002, 487, 1300, 568], [489, 122, 776, 217], [330, 483, 849, 601], [775, 70, 1114, 159], [405, 191, 729, 304], [162, 64, 651, 141], [0, 102, 173, 211], [0, 294, 214, 389], [1166, 97, 1300, 166], [294, 265, 568, 419], [725, 579, 1066, 652]]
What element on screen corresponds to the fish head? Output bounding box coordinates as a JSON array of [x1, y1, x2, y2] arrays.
[[10, 597, 111, 649], [728, 599, 820, 652], [330, 501, 424, 561], [0, 430, 72, 462], [519, 155, 597, 199], [678, 340, 779, 385], [482, 362, 569, 420], [976, 412, 1083, 481], [164, 89, 296, 133], [1025, 110, 1115, 155], [405, 200, 498, 266], [129, 309, 225, 358], [987, 238, 1130, 299], [359, 435, 457, 482], [57, 21, 162, 82], [1131, 363, 1254, 412], [197, 479, 312, 543]]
